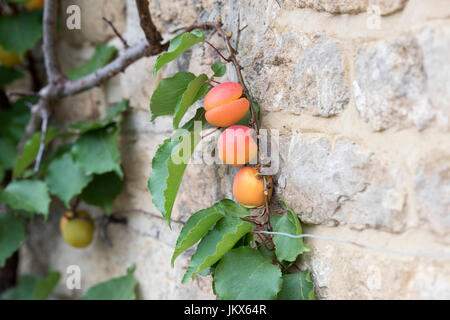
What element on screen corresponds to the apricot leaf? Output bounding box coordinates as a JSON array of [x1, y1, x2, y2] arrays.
[[150, 72, 196, 121], [0, 213, 25, 267], [0, 66, 23, 87], [173, 73, 208, 129], [270, 200, 310, 262], [0, 180, 50, 216], [0, 137, 17, 171], [277, 271, 316, 300], [72, 124, 122, 178], [66, 44, 118, 80], [182, 216, 253, 283], [0, 10, 43, 55], [13, 126, 59, 178], [213, 246, 283, 299], [153, 30, 205, 76], [0, 97, 33, 143], [69, 100, 128, 133], [148, 108, 206, 227], [171, 204, 225, 267], [211, 61, 226, 77], [81, 264, 137, 300], [80, 171, 123, 214], [45, 151, 93, 207], [0, 270, 60, 300]]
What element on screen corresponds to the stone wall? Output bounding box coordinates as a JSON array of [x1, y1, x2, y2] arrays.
[[17, 0, 450, 299]]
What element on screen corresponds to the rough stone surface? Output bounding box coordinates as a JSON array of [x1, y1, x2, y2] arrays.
[[280, 134, 407, 232], [415, 155, 450, 236], [295, 0, 409, 15], [13, 0, 450, 300], [354, 24, 450, 131], [60, 0, 127, 46]]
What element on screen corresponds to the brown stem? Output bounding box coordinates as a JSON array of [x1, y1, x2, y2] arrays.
[[135, 0, 165, 52], [205, 40, 231, 62], [42, 0, 63, 86], [103, 17, 129, 48]]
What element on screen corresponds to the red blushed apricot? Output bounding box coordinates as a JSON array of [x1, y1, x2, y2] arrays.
[[204, 82, 250, 127], [204, 82, 243, 111], [233, 167, 273, 207], [218, 126, 257, 166], [205, 98, 249, 127]]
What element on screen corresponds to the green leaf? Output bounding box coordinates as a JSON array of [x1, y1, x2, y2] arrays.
[[148, 108, 206, 226], [235, 95, 260, 127], [213, 246, 283, 300], [0, 271, 60, 300], [216, 199, 250, 218], [0, 180, 50, 216], [271, 202, 310, 262], [80, 171, 123, 214], [13, 127, 59, 178], [171, 199, 250, 267], [171, 205, 224, 267], [278, 271, 316, 300], [211, 61, 226, 77], [0, 66, 23, 87], [0, 213, 25, 267], [153, 30, 205, 76], [45, 151, 93, 207], [182, 216, 253, 283], [66, 45, 118, 80], [69, 100, 128, 134], [72, 124, 122, 178], [173, 73, 208, 129], [150, 72, 195, 121], [33, 271, 61, 300], [0, 10, 43, 55], [0, 97, 33, 143], [0, 136, 17, 171], [81, 264, 137, 300]]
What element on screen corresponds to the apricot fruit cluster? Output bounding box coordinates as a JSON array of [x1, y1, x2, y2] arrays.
[[204, 82, 249, 127], [206, 81, 272, 207], [60, 210, 95, 248]]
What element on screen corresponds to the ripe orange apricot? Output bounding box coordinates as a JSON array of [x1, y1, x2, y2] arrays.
[[60, 210, 94, 248], [218, 126, 257, 166], [233, 167, 273, 207], [204, 82, 249, 127], [24, 0, 45, 10], [0, 46, 21, 68]]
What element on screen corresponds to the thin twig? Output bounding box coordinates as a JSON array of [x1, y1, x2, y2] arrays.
[[103, 17, 129, 48], [205, 40, 231, 62], [33, 104, 49, 174]]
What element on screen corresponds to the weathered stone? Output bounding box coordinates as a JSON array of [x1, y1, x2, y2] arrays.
[[280, 134, 407, 232], [354, 36, 431, 131], [416, 24, 450, 130], [300, 227, 450, 299], [61, 0, 127, 46], [415, 155, 450, 236], [354, 24, 450, 131], [295, 0, 408, 15]]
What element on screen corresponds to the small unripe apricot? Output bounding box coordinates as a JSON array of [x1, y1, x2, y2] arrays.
[[218, 126, 257, 166], [0, 46, 21, 68], [204, 82, 249, 127], [24, 0, 45, 10], [60, 210, 94, 248], [233, 167, 273, 207]]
